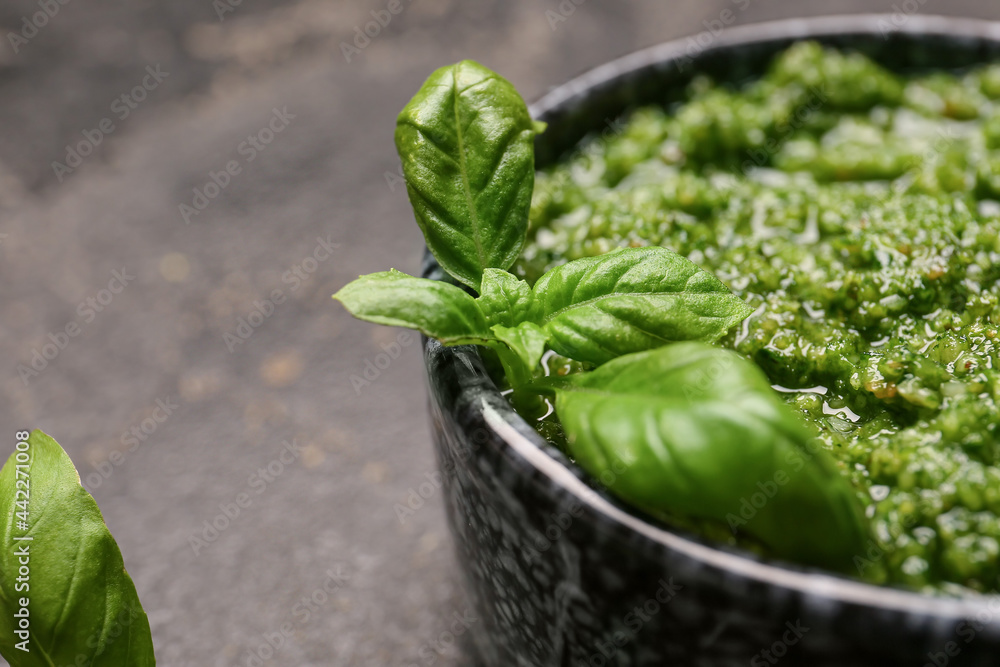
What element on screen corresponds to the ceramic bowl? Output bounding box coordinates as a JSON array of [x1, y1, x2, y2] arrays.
[[423, 14, 1000, 666]]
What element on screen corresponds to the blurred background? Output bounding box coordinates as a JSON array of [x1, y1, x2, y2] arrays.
[[2, 1, 1000, 665]]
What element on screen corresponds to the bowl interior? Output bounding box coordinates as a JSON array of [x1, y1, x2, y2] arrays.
[[531, 14, 1000, 165]]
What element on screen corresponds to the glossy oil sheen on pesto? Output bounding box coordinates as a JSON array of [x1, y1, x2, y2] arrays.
[[518, 42, 1000, 595]]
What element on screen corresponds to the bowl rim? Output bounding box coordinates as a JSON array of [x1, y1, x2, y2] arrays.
[[432, 12, 1000, 622], [529, 13, 1000, 116]]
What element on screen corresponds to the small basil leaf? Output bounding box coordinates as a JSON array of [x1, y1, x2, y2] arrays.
[[528, 247, 754, 365], [491, 322, 549, 372], [333, 270, 491, 345], [0, 430, 156, 666], [395, 60, 539, 290], [476, 268, 533, 327], [541, 343, 870, 573]]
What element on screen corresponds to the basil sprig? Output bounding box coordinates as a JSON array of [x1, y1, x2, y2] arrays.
[[0, 430, 155, 666], [396, 60, 541, 291], [334, 247, 752, 381], [334, 60, 872, 572]]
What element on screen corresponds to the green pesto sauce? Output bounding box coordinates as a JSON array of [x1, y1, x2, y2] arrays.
[[517, 42, 1000, 595]]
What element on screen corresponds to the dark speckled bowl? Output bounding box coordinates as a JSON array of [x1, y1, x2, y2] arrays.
[[423, 15, 1000, 667]]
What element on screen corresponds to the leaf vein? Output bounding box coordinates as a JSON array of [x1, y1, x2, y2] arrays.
[[398, 121, 459, 167], [451, 70, 486, 279]]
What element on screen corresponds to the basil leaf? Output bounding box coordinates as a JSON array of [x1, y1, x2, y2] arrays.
[[476, 268, 533, 327], [491, 322, 549, 373], [0, 430, 155, 666], [538, 343, 870, 572], [395, 60, 539, 290], [333, 270, 491, 344], [528, 247, 754, 365]]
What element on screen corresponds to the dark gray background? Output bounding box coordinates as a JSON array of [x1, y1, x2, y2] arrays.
[[1, 1, 998, 665]]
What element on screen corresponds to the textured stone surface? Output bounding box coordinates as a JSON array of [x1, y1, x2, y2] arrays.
[[1, 1, 999, 665]]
